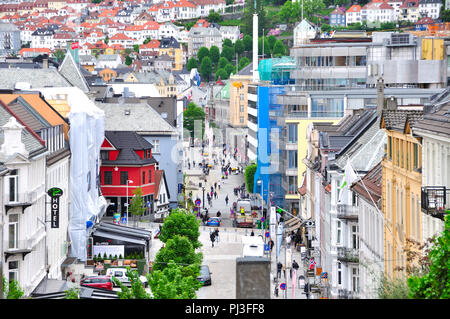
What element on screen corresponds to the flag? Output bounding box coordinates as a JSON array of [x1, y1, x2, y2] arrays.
[[309, 258, 316, 270], [71, 42, 79, 49], [338, 161, 358, 202]]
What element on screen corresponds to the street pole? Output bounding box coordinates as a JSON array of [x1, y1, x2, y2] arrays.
[[202, 186, 205, 210], [126, 180, 129, 225]]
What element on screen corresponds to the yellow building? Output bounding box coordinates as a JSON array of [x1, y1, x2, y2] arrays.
[[380, 108, 424, 280], [158, 37, 183, 71], [229, 71, 252, 127]]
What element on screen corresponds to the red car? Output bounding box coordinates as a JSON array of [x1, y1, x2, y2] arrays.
[[80, 276, 113, 291]]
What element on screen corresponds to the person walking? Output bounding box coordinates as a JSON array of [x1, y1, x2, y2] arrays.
[[214, 228, 220, 243], [214, 191, 217, 199], [210, 231, 216, 248], [225, 195, 229, 205], [277, 262, 282, 279]]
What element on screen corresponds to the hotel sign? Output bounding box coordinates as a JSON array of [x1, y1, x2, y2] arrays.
[[47, 187, 63, 228]]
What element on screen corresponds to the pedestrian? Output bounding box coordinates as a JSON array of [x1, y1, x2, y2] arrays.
[[225, 195, 229, 205], [214, 191, 217, 199], [214, 182, 217, 190], [250, 229, 254, 236], [210, 231, 216, 247], [277, 262, 282, 279], [216, 211, 221, 218], [269, 239, 274, 252], [214, 228, 220, 243], [304, 282, 310, 299]]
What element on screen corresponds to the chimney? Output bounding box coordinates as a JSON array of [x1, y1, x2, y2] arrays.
[[43, 58, 48, 69], [0, 117, 29, 162], [376, 77, 384, 115], [386, 96, 398, 110]]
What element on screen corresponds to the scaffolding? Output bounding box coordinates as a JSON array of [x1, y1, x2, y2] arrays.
[[258, 57, 296, 85]]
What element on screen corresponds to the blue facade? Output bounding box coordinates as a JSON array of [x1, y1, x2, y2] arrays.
[[143, 135, 179, 209], [330, 13, 346, 27], [253, 85, 286, 209]]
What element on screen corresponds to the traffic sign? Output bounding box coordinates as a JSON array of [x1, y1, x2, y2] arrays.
[[280, 283, 286, 290], [195, 199, 201, 206], [265, 231, 270, 238], [261, 217, 265, 222]]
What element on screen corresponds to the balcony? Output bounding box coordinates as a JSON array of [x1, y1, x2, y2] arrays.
[[4, 192, 35, 214], [421, 186, 448, 221], [338, 289, 359, 299], [336, 204, 358, 220], [3, 239, 33, 262], [337, 247, 359, 263]]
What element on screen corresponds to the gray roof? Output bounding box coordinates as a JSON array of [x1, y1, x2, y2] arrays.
[[0, 68, 71, 90], [413, 102, 450, 137], [58, 52, 90, 93], [381, 109, 424, 131], [237, 62, 253, 76], [95, 102, 176, 134], [0, 104, 46, 156], [98, 54, 120, 61], [103, 130, 157, 166]]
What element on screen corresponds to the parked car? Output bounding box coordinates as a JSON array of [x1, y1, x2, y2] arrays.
[[206, 217, 221, 227], [80, 276, 113, 290], [106, 268, 149, 288], [196, 265, 212, 286]]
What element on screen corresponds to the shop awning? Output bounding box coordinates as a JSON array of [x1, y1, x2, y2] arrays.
[[286, 219, 302, 232], [97, 222, 152, 240], [93, 230, 147, 246]]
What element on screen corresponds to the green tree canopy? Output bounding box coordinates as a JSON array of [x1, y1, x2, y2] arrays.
[[258, 37, 270, 57], [216, 68, 228, 81], [53, 49, 65, 63], [242, 0, 267, 36], [129, 187, 146, 225], [224, 63, 236, 77], [159, 208, 202, 248], [222, 38, 233, 48], [243, 34, 252, 52], [148, 261, 202, 299], [221, 45, 235, 62], [244, 164, 257, 193], [1, 278, 24, 299], [208, 10, 222, 23], [209, 45, 220, 65], [267, 35, 277, 52], [114, 269, 151, 299], [234, 39, 244, 56], [153, 235, 203, 275], [199, 56, 212, 81], [218, 56, 230, 69], [197, 46, 210, 64], [186, 57, 198, 71], [407, 215, 450, 299], [183, 103, 205, 139], [238, 56, 250, 71], [125, 56, 133, 65], [272, 39, 286, 57]]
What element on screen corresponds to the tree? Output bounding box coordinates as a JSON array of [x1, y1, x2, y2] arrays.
[[218, 56, 230, 70], [104, 36, 109, 45], [321, 23, 332, 33], [159, 208, 202, 249], [125, 56, 133, 65], [129, 187, 146, 226], [243, 34, 252, 52], [143, 37, 151, 44], [258, 37, 270, 57], [148, 261, 202, 299], [209, 45, 220, 65], [186, 57, 198, 71], [114, 268, 152, 299], [221, 45, 234, 62], [53, 49, 65, 63], [133, 44, 140, 53], [303, 0, 325, 19], [153, 235, 203, 274], [441, 9, 450, 22], [272, 39, 286, 57], [183, 102, 205, 139], [234, 39, 244, 56], [244, 164, 257, 193], [238, 56, 250, 71], [197, 46, 209, 64], [199, 56, 212, 81], [407, 215, 450, 299], [208, 10, 222, 23], [222, 38, 233, 48], [1, 278, 24, 299], [224, 63, 236, 77], [64, 287, 80, 299], [267, 35, 277, 52], [215, 68, 228, 81]]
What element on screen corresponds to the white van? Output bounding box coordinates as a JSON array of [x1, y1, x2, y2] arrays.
[[242, 235, 265, 258]]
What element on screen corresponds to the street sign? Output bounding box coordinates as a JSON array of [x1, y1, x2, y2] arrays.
[[280, 283, 286, 290], [47, 187, 63, 228], [261, 217, 265, 222], [264, 244, 270, 252], [195, 199, 201, 206], [265, 231, 270, 238]]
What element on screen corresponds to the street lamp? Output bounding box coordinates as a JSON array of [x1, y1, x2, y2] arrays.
[[126, 179, 133, 225]]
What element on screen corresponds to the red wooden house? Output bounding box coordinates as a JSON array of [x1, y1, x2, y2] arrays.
[[100, 130, 158, 218]]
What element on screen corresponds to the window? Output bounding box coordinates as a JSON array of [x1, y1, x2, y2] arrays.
[[288, 150, 298, 168], [240, 116, 244, 123], [8, 173, 18, 202], [352, 225, 359, 249], [8, 214, 19, 249], [151, 140, 160, 153], [288, 124, 298, 143], [148, 170, 152, 184], [120, 171, 128, 185], [104, 171, 112, 185], [239, 93, 244, 101], [8, 261, 19, 283], [337, 262, 342, 285], [351, 267, 359, 292], [336, 220, 342, 245], [388, 136, 392, 160], [240, 105, 244, 113], [413, 143, 418, 170], [142, 171, 146, 185]]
